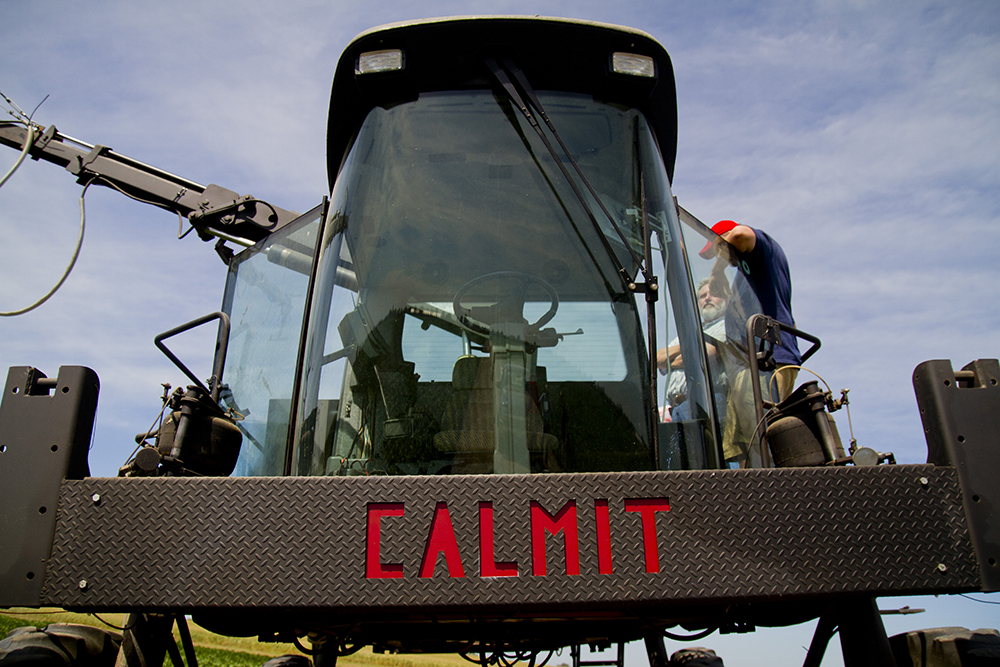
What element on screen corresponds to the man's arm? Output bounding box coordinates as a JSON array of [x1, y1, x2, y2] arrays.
[[708, 223, 755, 295], [720, 224, 756, 253], [657, 345, 683, 373]]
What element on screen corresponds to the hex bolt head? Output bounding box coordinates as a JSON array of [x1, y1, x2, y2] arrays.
[[91, 493, 101, 504], [937, 563, 948, 573], [78, 579, 88, 590], [919, 477, 929, 486]]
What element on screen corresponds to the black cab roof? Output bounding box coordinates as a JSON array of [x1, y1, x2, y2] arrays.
[[326, 16, 678, 189]]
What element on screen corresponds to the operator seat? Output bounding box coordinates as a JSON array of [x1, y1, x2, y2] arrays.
[[433, 356, 558, 470]]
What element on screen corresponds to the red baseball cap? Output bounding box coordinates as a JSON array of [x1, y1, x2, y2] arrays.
[[699, 220, 739, 258]]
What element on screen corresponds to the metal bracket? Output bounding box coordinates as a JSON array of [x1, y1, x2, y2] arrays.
[[913, 358, 1000, 592], [188, 183, 284, 239], [626, 277, 659, 303], [67, 143, 111, 178], [29, 124, 60, 155], [0, 366, 100, 606]]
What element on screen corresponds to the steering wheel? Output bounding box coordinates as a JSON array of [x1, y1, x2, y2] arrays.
[[453, 271, 559, 336]]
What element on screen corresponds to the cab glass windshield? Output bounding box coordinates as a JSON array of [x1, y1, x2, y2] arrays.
[[288, 90, 718, 476]]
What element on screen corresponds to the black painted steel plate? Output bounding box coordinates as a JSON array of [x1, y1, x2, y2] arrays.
[[42, 465, 978, 611]]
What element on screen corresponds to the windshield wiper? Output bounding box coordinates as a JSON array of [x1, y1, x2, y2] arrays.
[[486, 57, 661, 452], [485, 58, 656, 291]]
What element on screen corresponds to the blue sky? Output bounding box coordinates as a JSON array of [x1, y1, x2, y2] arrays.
[[2, 1, 998, 664]]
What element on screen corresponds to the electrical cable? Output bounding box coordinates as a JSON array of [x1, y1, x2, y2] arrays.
[[2, 93, 246, 314], [83, 173, 187, 230], [120, 387, 176, 473], [0, 163, 90, 316], [959, 593, 1000, 605], [0, 122, 35, 189], [746, 409, 774, 462], [1, 99, 78, 318], [748, 364, 868, 467], [766, 364, 832, 401], [742, 364, 831, 464], [767, 364, 858, 447], [90, 612, 139, 631]]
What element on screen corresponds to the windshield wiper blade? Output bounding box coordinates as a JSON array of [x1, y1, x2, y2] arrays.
[[486, 57, 661, 453], [486, 57, 655, 290], [490, 83, 622, 297], [484, 59, 633, 284]]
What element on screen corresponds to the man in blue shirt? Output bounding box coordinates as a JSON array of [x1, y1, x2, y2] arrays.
[[700, 220, 802, 468], [702, 219, 801, 399]]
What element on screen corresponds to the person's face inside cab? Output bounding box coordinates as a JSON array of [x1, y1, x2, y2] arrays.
[[698, 283, 726, 323]]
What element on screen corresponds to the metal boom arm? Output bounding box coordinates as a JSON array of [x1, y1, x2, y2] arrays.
[[0, 121, 297, 246]]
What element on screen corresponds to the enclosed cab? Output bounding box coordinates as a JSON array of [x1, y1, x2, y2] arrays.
[[222, 17, 754, 481]]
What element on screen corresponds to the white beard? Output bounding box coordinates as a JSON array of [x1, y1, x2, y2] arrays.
[[700, 300, 726, 323]]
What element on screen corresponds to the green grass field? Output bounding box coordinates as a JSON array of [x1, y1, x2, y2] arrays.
[[0, 610, 477, 667]]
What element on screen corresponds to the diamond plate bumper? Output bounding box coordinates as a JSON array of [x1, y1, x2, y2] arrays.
[[30, 465, 976, 617]]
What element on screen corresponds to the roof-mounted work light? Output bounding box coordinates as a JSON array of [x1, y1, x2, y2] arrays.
[[356, 49, 405, 75], [611, 52, 655, 78]]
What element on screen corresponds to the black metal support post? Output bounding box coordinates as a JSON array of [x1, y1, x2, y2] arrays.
[[802, 614, 837, 667], [643, 634, 670, 667], [837, 598, 897, 667], [115, 614, 175, 667]]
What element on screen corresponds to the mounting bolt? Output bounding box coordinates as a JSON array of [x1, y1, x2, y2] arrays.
[[91, 493, 101, 504], [937, 563, 948, 573], [919, 477, 929, 486], [78, 579, 88, 590]]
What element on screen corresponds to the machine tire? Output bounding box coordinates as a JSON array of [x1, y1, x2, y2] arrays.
[[889, 627, 1000, 666], [0, 624, 121, 667]]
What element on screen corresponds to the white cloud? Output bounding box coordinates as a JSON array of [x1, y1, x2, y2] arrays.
[[658, 2, 1000, 466]]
